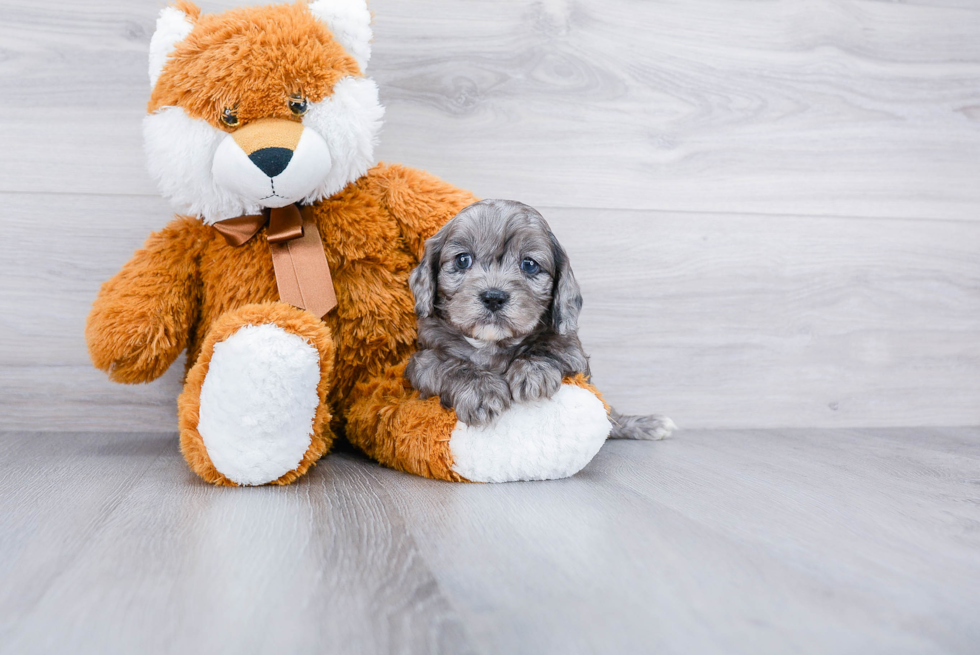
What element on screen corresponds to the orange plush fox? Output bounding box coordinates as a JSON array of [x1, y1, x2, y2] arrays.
[[86, 0, 613, 486]]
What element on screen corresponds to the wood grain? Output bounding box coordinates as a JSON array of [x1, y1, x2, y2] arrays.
[[0, 432, 476, 655], [2, 1, 978, 652], [3, 191, 977, 430], [1, 0, 978, 429], [378, 426, 980, 654], [0, 0, 978, 219], [1, 427, 978, 653]]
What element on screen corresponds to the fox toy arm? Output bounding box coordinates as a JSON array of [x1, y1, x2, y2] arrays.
[[86, 217, 205, 384], [378, 163, 478, 262]]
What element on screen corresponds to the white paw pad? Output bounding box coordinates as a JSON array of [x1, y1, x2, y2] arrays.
[[449, 385, 611, 483], [198, 324, 321, 486]]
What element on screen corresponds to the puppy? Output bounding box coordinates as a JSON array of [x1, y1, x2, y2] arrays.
[[406, 199, 674, 440]]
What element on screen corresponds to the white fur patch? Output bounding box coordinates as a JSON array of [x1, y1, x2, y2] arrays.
[[149, 7, 195, 88], [143, 106, 255, 222], [143, 76, 383, 224], [198, 324, 321, 486], [300, 76, 384, 206], [449, 385, 611, 483], [212, 127, 333, 210], [308, 0, 373, 72], [471, 324, 512, 341]]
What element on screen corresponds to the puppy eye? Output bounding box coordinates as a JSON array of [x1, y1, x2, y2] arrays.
[[219, 107, 240, 128], [288, 94, 309, 116], [521, 258, 540, 275], [454, 253, 473, 270]]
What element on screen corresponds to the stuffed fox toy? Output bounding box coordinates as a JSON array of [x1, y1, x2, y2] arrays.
[[86, 0, 614, 486]]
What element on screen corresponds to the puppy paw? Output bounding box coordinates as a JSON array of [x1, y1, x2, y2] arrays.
[[640, 415, 677, 440], [506, 357, 563, 403], [447, 373, 512, 426]]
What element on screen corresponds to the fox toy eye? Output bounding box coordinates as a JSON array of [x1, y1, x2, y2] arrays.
[[288, 94, 309, 116], [219, 107, 240, 128]]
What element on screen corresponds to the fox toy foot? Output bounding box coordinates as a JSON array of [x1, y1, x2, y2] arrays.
[[178, 303, 335, 486], [448, 378, 612, 483], [347, 365, 612, 483]]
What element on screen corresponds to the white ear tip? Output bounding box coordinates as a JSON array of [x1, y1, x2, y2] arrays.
[[148, 6, 196, 88], [308, 0, 373, 72]]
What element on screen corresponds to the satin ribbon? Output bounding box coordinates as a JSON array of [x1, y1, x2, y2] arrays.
[[213, 204, 338, 318]]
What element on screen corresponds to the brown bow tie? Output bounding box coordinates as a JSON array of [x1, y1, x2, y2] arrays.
[[213, 204, 337, 318]]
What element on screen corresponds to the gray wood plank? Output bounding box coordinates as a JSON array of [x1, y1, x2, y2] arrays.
[[3, 192, 978, 430], [1, 365, 183, 431], [0, 432, 476, 655], [0, 431, 172, 635], [565, 208, 980, 428], [0, 0, 978, 219], [369, 426, 980, 655], [1, 427, 978, 654]]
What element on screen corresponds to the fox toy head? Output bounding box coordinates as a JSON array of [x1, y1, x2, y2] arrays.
[[143, 0, 384, 223]]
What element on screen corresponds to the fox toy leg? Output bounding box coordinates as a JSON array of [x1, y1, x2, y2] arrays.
[[178, 303, 336, 486], [345, 361, 466, 482], [345, 361, 613, 484]]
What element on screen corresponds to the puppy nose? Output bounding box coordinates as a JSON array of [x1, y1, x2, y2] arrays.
[[249, 147, 293, 178], [479, 289, 510, 312]]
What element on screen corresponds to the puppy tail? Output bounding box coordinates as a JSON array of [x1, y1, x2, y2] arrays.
[[608, 408, 677, 441]]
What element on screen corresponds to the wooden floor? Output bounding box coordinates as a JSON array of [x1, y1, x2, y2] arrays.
[[1, 427, 978, 654], [0, 2, 977, 651]]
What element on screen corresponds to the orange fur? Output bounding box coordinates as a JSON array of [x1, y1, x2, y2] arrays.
[[88, 1, 608, 485], [564, 373, 611, 413], [347, 361, 466, 482], [86, 217, 206, 384], [171, 1, 202, 21], [149, 2, 360, 128], [87, 162, 478, 482], [178, 302, 336, 486]]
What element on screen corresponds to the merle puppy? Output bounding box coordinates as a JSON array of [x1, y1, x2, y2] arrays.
[[405, 199, 674, 440]]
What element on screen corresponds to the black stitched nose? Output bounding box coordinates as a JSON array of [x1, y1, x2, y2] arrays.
[[249, 147, 293, 178], [479, 289, 510, 312]]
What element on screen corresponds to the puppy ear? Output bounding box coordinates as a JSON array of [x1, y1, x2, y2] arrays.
[[549, 231, 583, 335], [409, 230, 446, 319], [308, 0, 373, 72], [149, 3, 198, 89]]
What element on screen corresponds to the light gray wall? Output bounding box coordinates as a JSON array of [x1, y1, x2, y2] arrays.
[[1, 0, 978, 431]]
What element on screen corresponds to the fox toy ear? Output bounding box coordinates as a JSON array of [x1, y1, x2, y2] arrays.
[[148, 3, 198, 88], [308, 0, 373, 72]]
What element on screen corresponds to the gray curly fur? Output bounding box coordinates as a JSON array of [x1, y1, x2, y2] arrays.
[[609, 409, 677, 440], [406, 199, 675, 439]]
